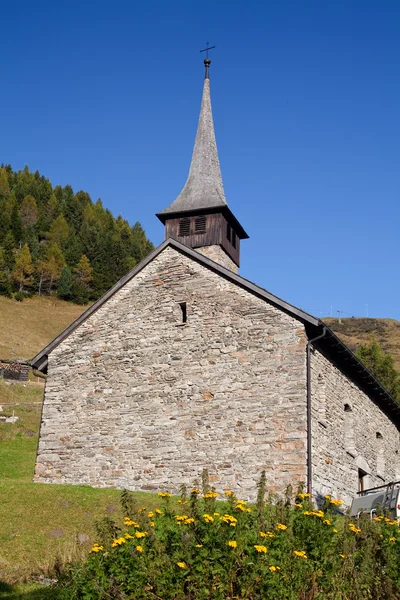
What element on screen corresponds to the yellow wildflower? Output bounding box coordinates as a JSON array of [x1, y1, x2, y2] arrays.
[[220, 514, 238, 525], [323, 519, 332, 526], [204, 491, 219, 499], [112, 537, 127, 547], [175, 515, 189, 521], [324, 494, 331, 500], [333, 528, 338, 533], [339, 554, 346, 559], [124, 533, 134, 539], [135, 531, 147, 539], [330, 499, 343, 506], [155, 509, 162, 515], [195, 544, 203, 548], [259, 531, 275, 538], [298, 493, 310, 499], [214, 512, 220, 516], [184, 518, 195, 525], [269, 565, 280, 572], [158, 491, 171, 498], [295, 503, 303, 508], [203, 513, 214, 523], [150, 521, 155, 527], [224, 490, 235, 497], [227, 540, 237, 548], [148, 511, 154, 518], [177, 562, 187, 569], [293, 550, 307, 559], [90, 544, 104, 553], [136, 545, 143, 552], [254, 545, 268, 553], [389, 537, 396, 542], [373, 516, 383, 521], [276, 523, 287, 530], [191, 488, 201, 494], [235, 504, 246, 512]]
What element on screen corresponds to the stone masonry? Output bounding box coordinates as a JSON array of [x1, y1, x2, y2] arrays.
[[311, 348, 400, 506], [35, 246, 307, 499], [196, 245, 238, 273]]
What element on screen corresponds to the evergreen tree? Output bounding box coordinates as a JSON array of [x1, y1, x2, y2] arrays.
[[12, 243, 34, 292], [356, 340, 400, 401], [74, 254, 93, 283], [47, 215, 69, 248], [57, 266, 73, 300], [0, 248, 12, 297], [20, 195, 38, 228], [2, 232, 16, 271]]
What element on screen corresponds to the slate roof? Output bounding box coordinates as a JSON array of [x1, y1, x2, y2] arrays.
[[30, 238, 400, 427], [156, 76, 227, 217]]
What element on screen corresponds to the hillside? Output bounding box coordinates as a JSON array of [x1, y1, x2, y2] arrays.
[[0, 296, 85, 361], [323, 317, 400, 371]]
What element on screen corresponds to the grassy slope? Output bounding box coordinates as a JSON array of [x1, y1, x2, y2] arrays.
[[323, 317, 400, 371], [0, 296, 85, 361]]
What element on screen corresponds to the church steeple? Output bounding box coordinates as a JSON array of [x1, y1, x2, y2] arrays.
[[156, 54, 248, 272]]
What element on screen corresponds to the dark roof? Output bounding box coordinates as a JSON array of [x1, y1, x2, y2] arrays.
[[30, 238, 400, 427]]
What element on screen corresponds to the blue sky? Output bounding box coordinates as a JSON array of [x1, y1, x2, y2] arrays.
[[2, 0, 399, 319]]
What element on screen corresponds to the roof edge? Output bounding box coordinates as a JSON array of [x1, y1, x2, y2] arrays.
[[30, 238, 317, 369]]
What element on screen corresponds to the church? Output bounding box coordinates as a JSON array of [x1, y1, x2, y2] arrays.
[[31, 57, 400, 505]]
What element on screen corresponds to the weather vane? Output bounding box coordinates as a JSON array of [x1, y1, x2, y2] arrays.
[[200, 42, 216, 79]]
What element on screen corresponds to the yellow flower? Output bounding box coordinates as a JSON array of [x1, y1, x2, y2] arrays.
[[124, 518, 138, 527], [276, 523, 287, 530], [333, 528, 338, 533], [235, 504, 246, 512], [373, 516, 383, 521], [269, 565, 280, 572], [195, 544, 203, 548], [177, 562, 187, 569], [330, 499, 343, 506], [175, 515, 189, 521], [220, 514, 238, 525], [224, 490, 235, 497], [150, 521, 155, 527], [90, 544, 104, 553], [295, 503, 303, 508], [148, 511, 154, 518], [136, 545, 143, 552], [259, 531, 275, 538], [254, 545, 268, 553], [323, 519, 332, 526], [293, 550, 307, 559], [324, 494, 331, 500], [348, 524, 361, 534], [203, 513, 214, 523], [112, 537, 127, 547], [298, 493, 310, 499], [191, 488, 201, 494], [158, 491, 171, 498], [389, 537, 396, 542], [227, 540, 237, 548], [155, 509, 162, 515], [135, 531, 147, 539], [214, 512, 220, 516], [184, 518, 195, 525], [124, 533, 134, 539], [204, 491, 219, 499], [339, 554, 346, 558]]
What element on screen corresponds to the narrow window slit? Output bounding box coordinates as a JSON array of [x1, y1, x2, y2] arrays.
[[179, 218, 191, 236], [179, 302, 187, 324], [195, 215, 206, 233]]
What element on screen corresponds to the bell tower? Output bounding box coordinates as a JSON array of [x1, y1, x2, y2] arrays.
[[156, 54, 248, 273]]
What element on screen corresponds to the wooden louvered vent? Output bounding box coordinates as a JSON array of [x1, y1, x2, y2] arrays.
[[179, 218, 191, 236], [194, 215, 207, 233]]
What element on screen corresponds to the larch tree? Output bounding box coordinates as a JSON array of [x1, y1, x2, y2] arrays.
[[12, 243, 34, 292]]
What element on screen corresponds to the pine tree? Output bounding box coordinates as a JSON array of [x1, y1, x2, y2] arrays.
[[12, 243, 34, 293], [57, 266, 73, 300], [20, 195, 38, 228], [0, 248, 12, 297], [47, 215, 69, 248], [74, 254, 93, 283], [356, 340, 400, 401], [36, 243, 65, 294]]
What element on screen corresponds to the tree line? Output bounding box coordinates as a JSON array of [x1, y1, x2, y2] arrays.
[[0, 165, 154, 303], [356, 339, 400, 402]]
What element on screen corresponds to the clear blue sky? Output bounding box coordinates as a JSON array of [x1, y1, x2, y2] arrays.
[[2, 0, 399, 320]]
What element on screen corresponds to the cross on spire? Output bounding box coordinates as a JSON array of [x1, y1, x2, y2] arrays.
[[200, 42, 216, 79]]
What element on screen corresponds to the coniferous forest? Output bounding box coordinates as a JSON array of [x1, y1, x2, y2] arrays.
[[0, 165, 154, 303]]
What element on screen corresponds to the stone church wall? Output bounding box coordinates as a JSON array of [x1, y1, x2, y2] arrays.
[[35, 246, 307, 500], [311, 348, 400, 506]]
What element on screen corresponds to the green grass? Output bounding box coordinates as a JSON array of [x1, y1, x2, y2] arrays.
[[0, 382, 155, 585], [0, 581, 54, 599]]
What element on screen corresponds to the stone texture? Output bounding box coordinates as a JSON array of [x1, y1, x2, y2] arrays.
[[311, 348, 400, 505], [35, 246, 307, 500], [196, 245, 238, 273]]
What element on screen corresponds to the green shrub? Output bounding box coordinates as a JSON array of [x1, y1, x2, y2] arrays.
[[54, 478, 400, 599]]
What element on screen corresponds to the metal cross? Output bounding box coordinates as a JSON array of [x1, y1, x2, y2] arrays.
[[200, 42, 216, 58]]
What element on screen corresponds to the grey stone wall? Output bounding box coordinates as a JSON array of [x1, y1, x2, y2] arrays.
[[35, 246, 307, 499], [311, 348, 400, 506], [196, 245, 238, 273]]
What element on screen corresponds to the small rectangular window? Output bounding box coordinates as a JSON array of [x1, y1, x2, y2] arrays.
[[179, 218, 191, 236], [232, 231, 236, 248], [195, 215, 206, 233], [226, 223, 231, 242], [179, 302, 187, 323]]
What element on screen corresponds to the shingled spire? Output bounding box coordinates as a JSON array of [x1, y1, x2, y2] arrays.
[[156, 54, 248, 272]]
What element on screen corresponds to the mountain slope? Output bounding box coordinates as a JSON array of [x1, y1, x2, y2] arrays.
[[323, 317, 400, 371]]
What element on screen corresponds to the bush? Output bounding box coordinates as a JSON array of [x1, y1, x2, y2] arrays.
[[13, 291, 24, 302], [54, 476, 400, 599]]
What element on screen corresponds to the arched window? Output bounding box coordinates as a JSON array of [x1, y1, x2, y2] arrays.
[[376, 432, 385, 479], [344, 404, 356, 456]]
